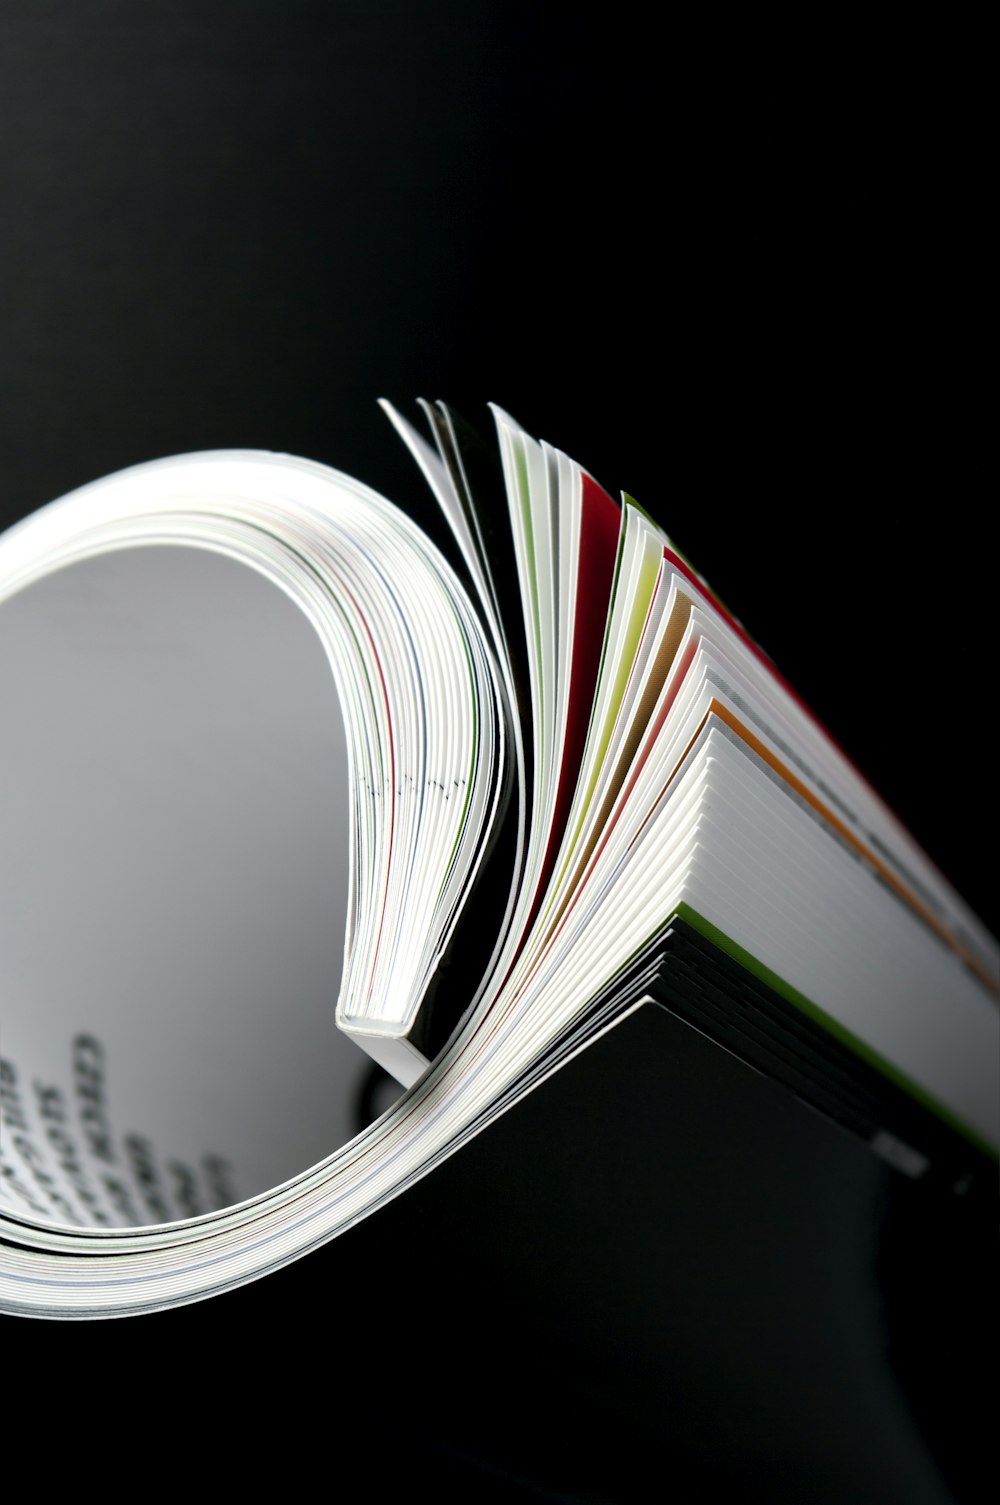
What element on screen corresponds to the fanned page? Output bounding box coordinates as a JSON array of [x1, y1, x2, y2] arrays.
[[0, 406, 995, 1318], [387, 403, 996, 1144]]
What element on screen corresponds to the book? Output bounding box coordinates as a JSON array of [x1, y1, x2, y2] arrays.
[[0, 399, 996, 1320]]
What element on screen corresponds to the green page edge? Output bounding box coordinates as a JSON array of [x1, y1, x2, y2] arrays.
[[675, 901, 998, 1162]]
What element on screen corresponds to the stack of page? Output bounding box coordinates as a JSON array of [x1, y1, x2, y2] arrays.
[[0, 401, 995, 1317]]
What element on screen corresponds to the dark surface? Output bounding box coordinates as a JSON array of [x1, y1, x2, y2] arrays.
[[8, 1006, 995, 1503], [1, 6, 994, 1499]]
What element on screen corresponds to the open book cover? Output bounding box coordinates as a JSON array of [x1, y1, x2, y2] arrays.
[[0, 399, 996, 1319]]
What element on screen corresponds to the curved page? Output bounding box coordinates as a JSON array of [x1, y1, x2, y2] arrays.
[[0, 546, 386, 1225]]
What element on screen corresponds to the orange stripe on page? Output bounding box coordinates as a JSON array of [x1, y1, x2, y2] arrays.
[[706, 699, 999, 999]]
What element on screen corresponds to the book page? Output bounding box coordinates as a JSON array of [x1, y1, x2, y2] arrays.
[[0, 546, 392, 1227]]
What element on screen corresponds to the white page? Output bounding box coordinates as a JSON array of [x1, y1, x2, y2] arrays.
[[0, 545, 393, 1226]]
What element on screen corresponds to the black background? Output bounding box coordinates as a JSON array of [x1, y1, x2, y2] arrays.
[[1, 6, 993, 1500]]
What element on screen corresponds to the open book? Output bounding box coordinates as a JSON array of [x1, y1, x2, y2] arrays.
[[1, 401, 996, 1318]]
